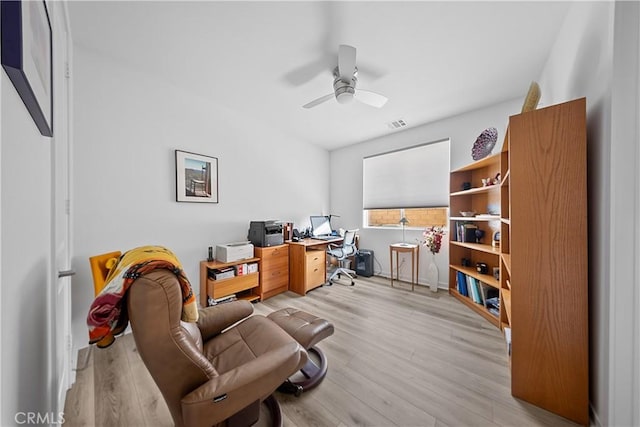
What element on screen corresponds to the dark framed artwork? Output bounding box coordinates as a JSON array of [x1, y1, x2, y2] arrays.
[[1, 0, 53, 137], [175, 150, 218, 203]]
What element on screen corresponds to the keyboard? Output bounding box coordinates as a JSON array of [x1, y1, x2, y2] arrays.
[[312, 235, 337, 241]]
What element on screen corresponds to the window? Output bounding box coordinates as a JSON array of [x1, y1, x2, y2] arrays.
[[365, 207, 448, 228], [363, 139, 449, 229]]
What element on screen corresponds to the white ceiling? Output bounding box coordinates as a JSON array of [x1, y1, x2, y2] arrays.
[[67, 1, 571, 151]]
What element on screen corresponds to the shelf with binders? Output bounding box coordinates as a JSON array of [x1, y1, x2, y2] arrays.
[[449, 241, 501, 327], [450, 267, 501, 327], [199, 258, 261, 307], [449, 152, 502, 328]]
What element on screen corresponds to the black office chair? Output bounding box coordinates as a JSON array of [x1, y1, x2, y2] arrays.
[[326, 230, 358, 286]]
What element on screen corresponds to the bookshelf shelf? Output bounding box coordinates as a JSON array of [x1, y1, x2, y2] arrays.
[[450, 265, 498, 288], [450, 186, 499, 197], [450, 215, 500, 222], [452, 153, 501, 172], [450, 289, 500, 327], [501, 288, 512, 324], [501, 169, 510, 186], [450, 241, 500, 255], [501, 253, 511, 275]]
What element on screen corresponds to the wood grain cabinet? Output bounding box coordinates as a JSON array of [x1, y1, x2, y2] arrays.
[[199, 258, 260, 307], [255, 244, 289, 300], [502, 97, 588, 425]]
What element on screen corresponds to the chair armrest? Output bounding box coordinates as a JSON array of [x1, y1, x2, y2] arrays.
[[181, 343, 307, 427], [197, 300, 253, 341]]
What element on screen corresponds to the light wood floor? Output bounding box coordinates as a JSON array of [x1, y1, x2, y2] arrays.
[[64, 276, 579, 427]]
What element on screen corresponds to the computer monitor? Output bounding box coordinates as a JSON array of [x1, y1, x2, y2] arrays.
[[310, 215, 332, 237]]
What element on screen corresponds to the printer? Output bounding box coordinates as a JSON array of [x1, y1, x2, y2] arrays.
[[215, 241, 254, 263], [248, 220, 284, 247]]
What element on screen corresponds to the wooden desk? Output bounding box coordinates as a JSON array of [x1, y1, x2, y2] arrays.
[[390, 243, 419, 291], [287, 237, 342, 295]]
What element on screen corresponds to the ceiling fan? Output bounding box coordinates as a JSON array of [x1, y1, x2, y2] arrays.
[[302, 45, 388, 109]]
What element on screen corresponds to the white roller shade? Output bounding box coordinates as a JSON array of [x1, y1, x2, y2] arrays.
[[363, 139, 450, 209]]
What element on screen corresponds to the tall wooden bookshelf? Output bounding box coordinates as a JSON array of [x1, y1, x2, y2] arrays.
[[450, 98, 588, 425], [502, 97, 588, 425]]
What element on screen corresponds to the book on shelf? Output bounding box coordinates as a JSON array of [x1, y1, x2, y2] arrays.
[[466, 275, 483, 304], [481, 284, 500, 317], [234, 263, 248, 276], [456, 271, 469, 296], [455, 221, 478, 243], [481, 283, 499, 306], [208, 266, 235, 280]]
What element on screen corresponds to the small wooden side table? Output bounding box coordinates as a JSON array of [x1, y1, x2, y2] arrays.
[[390, 243, 419, 291]]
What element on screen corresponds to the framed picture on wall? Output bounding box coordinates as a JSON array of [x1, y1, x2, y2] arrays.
[[175, 150, 219, 203], [1, 0, 53, 137]]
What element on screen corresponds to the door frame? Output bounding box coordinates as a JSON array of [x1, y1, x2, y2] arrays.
[[609, 2, 640, 426], [48, 0, 74, 415]]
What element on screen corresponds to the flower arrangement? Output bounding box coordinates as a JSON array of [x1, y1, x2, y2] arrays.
[[422, 226, 446, 255]]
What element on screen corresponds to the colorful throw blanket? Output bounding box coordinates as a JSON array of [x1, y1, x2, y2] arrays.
[[87, 245, 198, 348]]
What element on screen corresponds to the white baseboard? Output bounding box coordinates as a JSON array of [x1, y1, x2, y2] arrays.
[[589, 402, 602, 427]]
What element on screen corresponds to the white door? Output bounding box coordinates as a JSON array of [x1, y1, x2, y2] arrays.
[[51, 4, 73, 413]]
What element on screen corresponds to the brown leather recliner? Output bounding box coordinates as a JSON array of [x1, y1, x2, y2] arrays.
[[127, 269, 308, 427]]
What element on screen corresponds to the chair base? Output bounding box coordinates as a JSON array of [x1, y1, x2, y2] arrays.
[[327, 267, 356, 286], [227, 395, 282, 427], [263, 394, 283, 427], [277, 346, 328, 396]]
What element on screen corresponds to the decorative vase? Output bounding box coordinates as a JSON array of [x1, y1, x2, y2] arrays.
[[426, 254, 439, 292]]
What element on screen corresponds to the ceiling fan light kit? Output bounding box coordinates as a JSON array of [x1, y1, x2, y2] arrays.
[[303, 44, 388, 109], [333, 66, 356, 104]]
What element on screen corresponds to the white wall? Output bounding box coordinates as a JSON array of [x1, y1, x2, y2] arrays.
[[536, 2, 615, 425], [608, 2, 640, 426], [70, 45, 330, 357], [0, 47, 53, 426], [329, 98, 521, 286]]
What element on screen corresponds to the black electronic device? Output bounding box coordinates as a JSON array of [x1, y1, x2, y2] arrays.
[[355, 250, 374, 277], [476, 262, 488, 274], [207, 246, 213, 262], [248, 221, 284, 247], [292, 229, 301, 242]]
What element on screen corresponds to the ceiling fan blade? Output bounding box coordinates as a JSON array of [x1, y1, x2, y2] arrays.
[[338, 44, 356, 82], [303, 93, 335, 109], [354, 89, 388, 108]]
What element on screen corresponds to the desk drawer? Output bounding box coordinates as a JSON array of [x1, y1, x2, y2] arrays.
[[262, 268, 289, 292], [209, 273, 258, 299], [305, 250, 325, 268], [262, 255, 288, 273], [305, 263, 325, 287], [260, 245, 288, 260]]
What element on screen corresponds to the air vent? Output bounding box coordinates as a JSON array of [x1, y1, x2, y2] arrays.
[[387, 119, 407, 130]]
